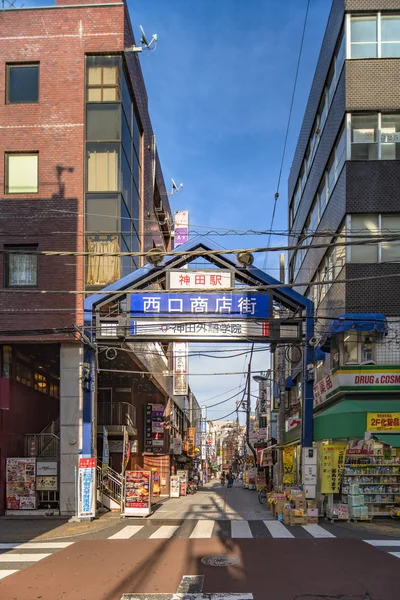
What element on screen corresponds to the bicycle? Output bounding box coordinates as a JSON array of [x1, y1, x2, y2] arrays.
[[257, 486, 267, 504]]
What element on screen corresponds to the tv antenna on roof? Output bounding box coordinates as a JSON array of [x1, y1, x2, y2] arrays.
[[168, 179, 183, 196], [124, 24, 158, 54]]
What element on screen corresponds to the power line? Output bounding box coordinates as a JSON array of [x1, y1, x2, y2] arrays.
[[264, 0, 311, 269]]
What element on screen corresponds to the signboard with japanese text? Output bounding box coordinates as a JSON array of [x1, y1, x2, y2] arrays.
[[170, 475, 180, 498], [320, 444, 347, 494], [177, 470, 188, 496], [37, 461, 57, 477], [282, 447, 295, 484], [78, 457, 96, 519], [173, 438, 182, 455], [314, 368, 400, 409], [285, 414, 301, 432], [174, 210, 189, 247], [129, 319, 271, 341], [124, 471, 151, 516], [6, 458, 36, 510], [168, 270, 233, 290], [366, 412, 400, 433], [130, 292, 272, 319], [187, 427, 195, 457], [102, 427, 109, 475], [144, 403, 165, 454], [36, 476, 57, 491], [173, 342, 188, 396]]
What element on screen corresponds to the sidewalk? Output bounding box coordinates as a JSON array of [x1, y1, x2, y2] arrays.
[[149, 479, 273, 520]]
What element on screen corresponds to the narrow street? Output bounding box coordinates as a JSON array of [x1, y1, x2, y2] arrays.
[[1, 481, 400, 599]]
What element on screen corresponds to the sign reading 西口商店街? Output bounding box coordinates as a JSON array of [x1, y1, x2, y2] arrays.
[[168, 269, 234, 290], [320, 443, 347, 494], [366, 412, 400, 433], [314, 368, 400, 409], [130, 292, 271, 318]]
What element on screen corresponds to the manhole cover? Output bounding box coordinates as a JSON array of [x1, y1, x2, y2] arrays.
[[201, 555, 240, 567]]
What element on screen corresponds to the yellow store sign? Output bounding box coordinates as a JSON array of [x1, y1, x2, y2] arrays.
[[282, 446, 295, 484], [320, 443, 347, 494], [367, 413, 400, 433]]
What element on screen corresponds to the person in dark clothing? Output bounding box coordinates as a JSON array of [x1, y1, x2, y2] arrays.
[[227, 472, 234, 488]]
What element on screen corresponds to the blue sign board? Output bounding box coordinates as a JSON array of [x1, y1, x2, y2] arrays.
[[130, 292, 271, 319]]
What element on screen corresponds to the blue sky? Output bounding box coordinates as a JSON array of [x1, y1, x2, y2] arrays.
[[131, 0, 331, 419]]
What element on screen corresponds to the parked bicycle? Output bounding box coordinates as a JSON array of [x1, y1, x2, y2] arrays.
[[258, 486, 267, 504]]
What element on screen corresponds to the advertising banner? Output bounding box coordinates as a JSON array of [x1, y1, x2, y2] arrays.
[[124, 471, 151, 516], [173, 438, 182, 455], [36, 476, 58, 491], [77, 457, 96, 519], [320, 443, 347, 494], [177, 470, 187, 496], [174, 210, 189, 247], [282, 447, 295, 484], [366, 412, 400, 433], [170, 475, 180, 498], [173, 342, 188, 396], [187, 427, 195, 457], [6, 458, 36, 510], [144, 403, 165, 454], [102, 427, 109, 475], [36, 461, 57, 477]]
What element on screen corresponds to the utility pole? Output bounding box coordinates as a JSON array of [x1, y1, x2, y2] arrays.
[[245, 345, 257, 465]]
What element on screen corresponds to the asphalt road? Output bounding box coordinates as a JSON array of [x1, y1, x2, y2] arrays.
[[1, 538, 399, 600]]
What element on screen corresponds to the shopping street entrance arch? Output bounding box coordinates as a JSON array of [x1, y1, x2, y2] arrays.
[[80, 236, 314, 507]]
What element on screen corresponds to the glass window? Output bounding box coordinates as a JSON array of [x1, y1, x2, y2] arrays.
[[122, 112, 132, 167], [319, 264, 327, 302], [310, 198, 319, 232], [336, 126, 346, 175], [319, 95, 328, 131], [381, 16, 400, 58], [121, 150, 131, 207], [351, 16, 378, 58], [133, 114, 141, 163], [86, 56, 120, 102], [293, 184, 301, 216], [326, 156, 335, 197], [132, 182, 140, 223], [6, 153, 38, 194], [86, 195, 119, 232], [343, 330, 358, 363], [381, 114, 400, 160], [335, 226, 346, 274], [327, 68, 335, 106], [87, 143, 119, 192], [335, 31, 345, 78], [350, 214, 379, 263], [327, 248, 335, 282], [121, 198, 131, 236], [381, 214, 400, 262], [122, 72, 132, 131], [86, 104, 121, 141], [86, 234, 120, 286], [5, 246, 38, 287], [318, 177, 328, 213], [7, 64, 39, 104], [351, 113, 378, 160], [300, 166, 306, 192]]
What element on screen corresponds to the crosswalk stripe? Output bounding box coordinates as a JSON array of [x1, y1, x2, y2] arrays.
[[0, 570, 18, 580], [0, 553, 50, 562], [231, 521, 253, 538], [389, 552, 400, 558], [190, 520, 215, 539], [263, 520, 294, 538], [0, 542, 73, 550], [302, 524, 335, 538], [364, 540, 400, 547], [149, 526, 179, 539], [108, 526, 144, 539]]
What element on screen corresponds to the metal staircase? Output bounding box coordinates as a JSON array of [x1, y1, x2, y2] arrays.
[[24, 418, 60, 459], [97, 460, 123, 510]]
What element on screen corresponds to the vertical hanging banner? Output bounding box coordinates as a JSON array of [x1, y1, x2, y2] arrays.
[[173, 342, 188, 396], [320, 443, 348, 493], [102, 427, 109, 475], [282, 447, 295, 484], [187, 427, 196, 458], [144, 403, 165, 454], [77, 457, 96, 519], [174, 210, 189, 247]]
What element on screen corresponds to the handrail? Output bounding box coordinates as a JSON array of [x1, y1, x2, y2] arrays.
[[97, 462, 122, 506], [25, 433, 60, 458], [98, 402, 136, 427]]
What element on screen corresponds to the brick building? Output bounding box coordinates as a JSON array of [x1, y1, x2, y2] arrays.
[[282, 0, 400, 503], [0, 0, 174, 514]]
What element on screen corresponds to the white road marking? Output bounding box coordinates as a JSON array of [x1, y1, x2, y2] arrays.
[[190, 520, 215, 539], [302, 524, 335, 538], [263, 520, 294, 538], [0, 570, 18, 580], [149, 526, 179, 539], [231, 520, 253, 538], [0, 542, 72, 550], [364, 540, 400, 547], [108, 526, 144, 539], [389, 552, 400, 558], [0, 553, 50, 562]]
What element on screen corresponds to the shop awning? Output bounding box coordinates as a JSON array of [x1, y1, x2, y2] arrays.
[[331, 313, 387, 335], [314, 399, 400, 441], [375, 434, 400, 448]]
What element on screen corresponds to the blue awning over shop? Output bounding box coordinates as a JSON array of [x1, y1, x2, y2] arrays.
[[331, 313, 387, 335]]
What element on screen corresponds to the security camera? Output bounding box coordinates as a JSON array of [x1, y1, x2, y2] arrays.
[[308, 336, 318, 347]]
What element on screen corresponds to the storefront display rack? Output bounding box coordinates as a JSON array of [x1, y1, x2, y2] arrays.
[[342, 456, 400, 517]]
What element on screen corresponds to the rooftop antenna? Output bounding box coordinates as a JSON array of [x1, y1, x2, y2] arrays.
[[168, 178, 183, 196], [124, 24, 158, 53]]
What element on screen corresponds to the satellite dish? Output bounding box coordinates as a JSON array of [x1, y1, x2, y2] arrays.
[[140, 25, 149, 47]]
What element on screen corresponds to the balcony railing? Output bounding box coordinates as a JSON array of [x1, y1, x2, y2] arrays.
[[98, 402, 136, 428]]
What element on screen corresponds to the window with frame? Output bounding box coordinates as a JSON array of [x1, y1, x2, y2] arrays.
[[350, 16, 378, 58], [87, 143, 119, 192], [5, 153, 39, 194], [381, 214, 400, 262], [351, 113, 378, 160], [5, 246, 38, 287], [350, 214, 379, 263], [6, 63, 39, 104], [86, 56, 120, 102]]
